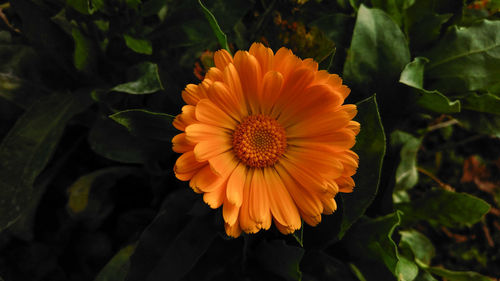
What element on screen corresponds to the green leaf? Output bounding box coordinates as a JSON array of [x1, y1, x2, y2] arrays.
[[198, 0, 230, 54], [255, 240, 305, 281], [72, 28, 94, 72], [344, 212, 418, 281], [424, 267, 492, 281], [0, 91, 92, 232], [67, 0, 94, 14], [414, 270, 438, 281], [399, 57, 460, 114], [391, 131, 422, 191], [126, 0, 141, 9], [455, 111, 500, 137], [461, 92, 500, 115], [343, 4, 410, 99], [111, 62, 163, 94], [399, 230, 435, 265], [67, 167, 139, 214], [109, 109, 176, 141], [94, 244, 136, 281], [127, 190, 218, 281], [123, 34, 152, 55], [370, 0, 414, 27], [396, 189, 490, 227], [339, 95, 386, 238], [423, 20, 500, 94]]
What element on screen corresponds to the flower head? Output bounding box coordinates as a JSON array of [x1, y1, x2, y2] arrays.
[[172, 43, 359, 237]]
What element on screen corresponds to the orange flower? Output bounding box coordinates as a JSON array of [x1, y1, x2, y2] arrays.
[[172, 43, 359, 237]]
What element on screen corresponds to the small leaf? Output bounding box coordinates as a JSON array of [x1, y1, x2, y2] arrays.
[[72, 28, 94, 71], [424, 266, 492, 281], [399, 230, 435, 266], [396, 189, 490, 227], [198, 0, 230, 53], [0, 91, 92, 232], [123, 34, 152, 55], [255, 240, 304, 281], [399, 57, 460, 114], [94, 244, 136, 281], [111, 62, 163, 95], [343, 4, 410, 99], [462, 92, 500, 115], [109, 109, 176, 141], [67, 167, 138, 214], [391, 131, 422, 191], [339, 95, 386, 238], [67, 0, 94, 14], [423, 20, 500, 94]]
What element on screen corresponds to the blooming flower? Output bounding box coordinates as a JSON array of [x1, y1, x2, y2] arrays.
[[172, 43, 359, 237]]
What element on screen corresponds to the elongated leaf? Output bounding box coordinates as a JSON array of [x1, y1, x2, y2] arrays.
[[123, 35, 153, 55], [391, 131, 422, 191], [396, 189, 490, 227], [72, 28, 94, 72], [343, 4, 410, 99], [94, 244, 136, 281], [109, 109, 176, 141], [462, 93, 500, 115], [399, 57, 460, 114], [198, 0, 230, 53], [0, 91, 92, 232], [424, 20, 500, 94], [255, 240, 304, 281], [424, 267, 491, 281], [339, 95, 386, 238], [111, 62, 163, 94], [67, 0, 94, 15]]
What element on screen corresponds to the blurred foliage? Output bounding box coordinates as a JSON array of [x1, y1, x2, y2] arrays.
[[1, 0, 500, 281]]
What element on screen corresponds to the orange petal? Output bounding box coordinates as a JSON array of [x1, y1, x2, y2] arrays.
[[193, 139, 232, 162], [195, 99, 237, 129], [264, 168, 301, 230], [209, 151, 239, 177], [337, 150, 359, 177], [172, 133, 194, 153], [273, 47, 301, 79], [223, 199, 240, 226], [225, 221, 242, 238], [181, 84, 201, 105], [347, 121, 361, 136], [271, 67, 315, 118], [239, 169, 260, 233], [203, 181, 226, 209], [173, 105, 197, 131], [190, 165, 225, 193], [249, 169, 271, 229], [321, 196, 338, 215], [233, 51, 262, 114], [273, 218, 298, 235], [279, 158, 330, 194], [337, 175, 355, 193], [174, 151, 206, 180], [205, 67, 224, 82], [185, 123, 231, 143], [249, 42, 274, 74], [284, 146, 344, 180], [286, 109, 351, 140], [208, 81, 245, 122], [275, 164, 323, 217], [301, 58, 318, 72], [226, 163, 246, 207], [259, 71, 283, 115], [214, 49, 233, 70]]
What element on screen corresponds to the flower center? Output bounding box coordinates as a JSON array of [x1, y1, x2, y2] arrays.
[[232, 114, 287, 168]]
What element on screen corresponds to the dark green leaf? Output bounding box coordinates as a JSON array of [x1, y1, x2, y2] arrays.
[[94, 244, 136, 281], [399, 57, 460, 114], [72, 28, 94, 72], [67, 167, 139, 215], [391, 131, 422, 191], [462, 93, 500, 115], [255, 240, 304, 281], [424, 267, 491, 281], [339, 95, 386, 238], [67, 0, 94, 15], [399, 230, 435, 265], [344, 212, 418, 281], [370, 0, 414, 27], [396, 189, 490, 227], [198, 0, 230, 53], [109, 109, 176, 141], [301, 251, 358, 281], [423, 20, 500, 94], [0, 91, 92, 232], [414, 270, 438, 281], [343, 4, 410, 98], [111, 62, 163, 94], [123, 35, 153, 55], [127, 189, 218, 281]]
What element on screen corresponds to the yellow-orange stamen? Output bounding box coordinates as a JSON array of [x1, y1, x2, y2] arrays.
[[232, 115, 287, 168]]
